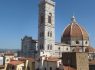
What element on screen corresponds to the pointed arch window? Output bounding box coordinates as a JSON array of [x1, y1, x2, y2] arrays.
[[48, 13, 52, 24], [47, 44, 52, 50], [47, 31, 52, 37]]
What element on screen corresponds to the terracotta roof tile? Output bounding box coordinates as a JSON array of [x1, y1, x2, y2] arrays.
[[45, 56, 59, 62], [9, 60, 24, 66], [0, 65, 5, 68], [89, 60, 95, 65], [4, 53, 14, 56], [18, 57, 35, 62]]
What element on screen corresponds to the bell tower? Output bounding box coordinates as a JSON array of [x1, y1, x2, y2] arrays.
[[38, 0, 55, 56]]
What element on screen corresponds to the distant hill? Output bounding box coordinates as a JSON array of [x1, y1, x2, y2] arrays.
[[0, 49, 20, 53]]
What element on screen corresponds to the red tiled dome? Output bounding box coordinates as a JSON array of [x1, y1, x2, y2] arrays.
[[61, 16, 89, 43]]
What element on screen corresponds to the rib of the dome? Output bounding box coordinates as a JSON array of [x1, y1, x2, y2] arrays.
[[63, 24, 71, 37], [70, 23, 83, 39], [81, 27, 89, 40]]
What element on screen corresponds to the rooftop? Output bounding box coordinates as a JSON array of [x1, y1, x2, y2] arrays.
[[45, 56, 59, 62], [63, 65, 76, 70], [89, 60, 95, 65], [8, 60, 24, 66]]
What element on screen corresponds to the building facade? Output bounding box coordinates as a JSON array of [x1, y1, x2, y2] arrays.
[[20, 0, 95, 70], [62, 52, 89, 70], [21, 36, 38, 58]]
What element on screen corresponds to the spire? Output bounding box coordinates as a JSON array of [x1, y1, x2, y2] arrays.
[[71, 16, 77, 23]]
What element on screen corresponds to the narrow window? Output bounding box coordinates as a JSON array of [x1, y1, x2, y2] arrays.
[[66, 48, 68, 50], [48, 32, 49, 37], [48, 44, 49, 50], [42, 32, 44, 37], [40, 45, 41, 49], [50, 44, 52, 50], [42, 44, 44, 50], [48, 13, 52, 24], [45, 68, 46, 70], [76, 40, 79, 44], [50, 67, 52, 70], [48, 16, 51, 23], [85, 41, 88, 44], [40, 15, 44, 23], [58, 47, 60, 50], [50, 31, 52, 37]]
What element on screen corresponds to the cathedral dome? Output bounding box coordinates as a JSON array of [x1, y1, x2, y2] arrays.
[[61, 16, 89, 47]]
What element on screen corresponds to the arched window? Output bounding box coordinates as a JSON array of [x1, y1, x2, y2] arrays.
[[50, 44, 52, 50], [40, 15, 44, 23], [48, 44, 49, 50], [48, 32, 49, 37], [58, 47, 60, 50], [76, 40, 79, 44], [50, 31, 52, 37], [48, 13, 52, 24], [27, 66, 30, 70], [85, 41, 88, 44], [48, 31, 52, 37], [66, 48, 68, 50]]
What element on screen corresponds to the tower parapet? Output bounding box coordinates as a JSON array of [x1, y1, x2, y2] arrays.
[[40, 0, 55, 6]]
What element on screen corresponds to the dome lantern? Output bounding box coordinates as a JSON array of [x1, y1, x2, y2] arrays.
[[71, 16, 77, 23]]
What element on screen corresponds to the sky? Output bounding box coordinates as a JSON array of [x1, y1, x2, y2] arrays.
[[0, 0, 95, 49]]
